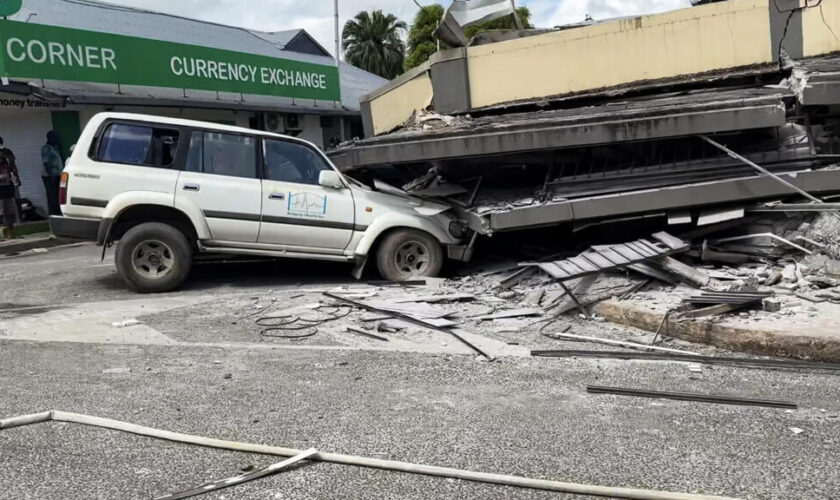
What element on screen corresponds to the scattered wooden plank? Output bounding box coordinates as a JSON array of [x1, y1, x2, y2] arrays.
[[366, 300, 452, 319], [391, 294, 475, 304], [545, 332, 700, 355], [676, 303, 749, 319], [474, 308, 544, 321], [652, 232, 688, 251], [626, 263, 680, 285], [653, 256, 711, 287]]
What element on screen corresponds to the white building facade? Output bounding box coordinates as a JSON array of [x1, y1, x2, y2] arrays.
[[0, 0, 386, 212]]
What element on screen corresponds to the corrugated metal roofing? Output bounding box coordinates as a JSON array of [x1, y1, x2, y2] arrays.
[[7, 0, 387, 111]]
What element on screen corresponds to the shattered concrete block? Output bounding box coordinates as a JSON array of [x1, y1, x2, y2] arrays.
[[762, 298, 782, 313], [524, 290, 545, 306], [764, 269, 783, 286], [781, 264, 798, 283]]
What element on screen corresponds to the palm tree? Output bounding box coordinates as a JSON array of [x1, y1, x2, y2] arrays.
[[342, 10, 407, 80]]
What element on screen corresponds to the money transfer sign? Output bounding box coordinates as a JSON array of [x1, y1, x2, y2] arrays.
[[0, 20, 340, 101]]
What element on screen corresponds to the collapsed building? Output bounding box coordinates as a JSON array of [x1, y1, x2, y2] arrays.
[[328, 0, 840, 254]]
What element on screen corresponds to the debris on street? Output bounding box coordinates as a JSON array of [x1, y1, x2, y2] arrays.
[[0, 410, 743, 500], [586, 386, 798, 410]]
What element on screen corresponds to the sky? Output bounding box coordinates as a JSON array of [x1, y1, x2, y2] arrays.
[[105, 0, 693, 57]]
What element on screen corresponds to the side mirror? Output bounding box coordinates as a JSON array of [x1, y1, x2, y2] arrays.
[[319, 170, 344, 189]]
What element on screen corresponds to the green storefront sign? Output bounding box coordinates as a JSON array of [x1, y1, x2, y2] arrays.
[[0, 19, 340, 101], [0, 0, 22, 17]]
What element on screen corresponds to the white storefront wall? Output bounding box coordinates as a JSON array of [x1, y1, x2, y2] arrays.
[[0, 106, 54, 211], [0, 98, 327, 214]]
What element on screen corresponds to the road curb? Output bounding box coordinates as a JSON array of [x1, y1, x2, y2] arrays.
[[594, 299, 840, 362], [0, 235, 79, 255]]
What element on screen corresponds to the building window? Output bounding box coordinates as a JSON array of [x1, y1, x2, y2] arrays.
[[263, 139, 332, 185], [97, 123, 180, 167], [186, 131, 257, 179]]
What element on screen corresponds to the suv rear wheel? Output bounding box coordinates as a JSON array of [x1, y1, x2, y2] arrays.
[[115, 222, 193, 293], [376, 229, 443, 282]]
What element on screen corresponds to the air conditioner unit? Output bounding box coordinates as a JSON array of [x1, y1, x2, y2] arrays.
[[285, 113, 302, 131], [264, 112, 283, 133]]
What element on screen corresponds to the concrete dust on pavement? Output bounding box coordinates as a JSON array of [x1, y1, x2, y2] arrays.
[[0, 237, 839, 500]]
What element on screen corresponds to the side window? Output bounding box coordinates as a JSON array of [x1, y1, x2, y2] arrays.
[[264, 139, 333, 185], [97, 123, 180, 167], [185, 131, 256, 179]]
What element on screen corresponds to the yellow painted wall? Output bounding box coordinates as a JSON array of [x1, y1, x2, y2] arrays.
[[802, 0, 840, 57], [368, 72, 434, 135], [467, 0, 774, 109]]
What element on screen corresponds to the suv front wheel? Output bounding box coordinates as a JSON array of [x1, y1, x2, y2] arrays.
[[115, 222, 193, 293], [376, 229, 444, 282]]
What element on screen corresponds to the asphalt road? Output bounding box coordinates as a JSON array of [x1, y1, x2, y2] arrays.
[[0, 244, 838, 500]]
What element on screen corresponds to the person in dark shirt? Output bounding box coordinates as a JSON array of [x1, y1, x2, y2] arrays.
[[0, 156, 19, 239], [0, 136, 21, 211], [42, 131, 64, 216]]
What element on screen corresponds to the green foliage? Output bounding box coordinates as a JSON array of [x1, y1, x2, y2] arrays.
[[464, 6, 533, 39], [342, 10, 407, 80], [406, 5, 447, 70], [404, 5, 533, 70]]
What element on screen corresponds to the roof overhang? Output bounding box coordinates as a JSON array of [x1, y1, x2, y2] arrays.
[[330, 88, 792, 169], [2, 80, 361, 116]]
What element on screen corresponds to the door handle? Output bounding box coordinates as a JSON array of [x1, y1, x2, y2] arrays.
[[183, 183, 200, 192], [269, 193, 286, 200]]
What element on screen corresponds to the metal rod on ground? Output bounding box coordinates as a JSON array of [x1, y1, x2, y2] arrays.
[[154, 449, 319, 500], [346, 326, 389, 342], [558, 280, 592, 319], [545, 332, 700, 356], [323, 292, 495, 361], [530, 350, 840, 372], [586, 386, 797, 409], [651, 309, 677, 345], [698, 135, 840, 221], [0, 411, 740, 500]]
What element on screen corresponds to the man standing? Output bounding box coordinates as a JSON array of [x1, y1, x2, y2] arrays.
[[0, 156, 19, 239], [0, 137, 23, 215], [41, 130, 63, 216]]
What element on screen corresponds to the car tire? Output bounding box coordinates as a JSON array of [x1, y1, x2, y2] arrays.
[[115, 222, 193, 293], [376, 229, 443, 282]]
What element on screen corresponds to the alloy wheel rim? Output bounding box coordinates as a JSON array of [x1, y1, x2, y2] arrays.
[[130, 240, 175, 279], [394, 240, 430, 277]]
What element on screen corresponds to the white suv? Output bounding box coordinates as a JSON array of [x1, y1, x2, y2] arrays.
[[50, 113, 470, 293]]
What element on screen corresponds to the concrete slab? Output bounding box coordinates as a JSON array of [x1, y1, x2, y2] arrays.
[[596, 291, 840, 362]]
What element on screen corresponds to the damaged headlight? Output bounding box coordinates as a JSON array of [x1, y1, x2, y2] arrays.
[[449, 221, 468, 239]]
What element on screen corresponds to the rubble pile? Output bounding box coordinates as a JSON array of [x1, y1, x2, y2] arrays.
[[402, 109, 472, 132]]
